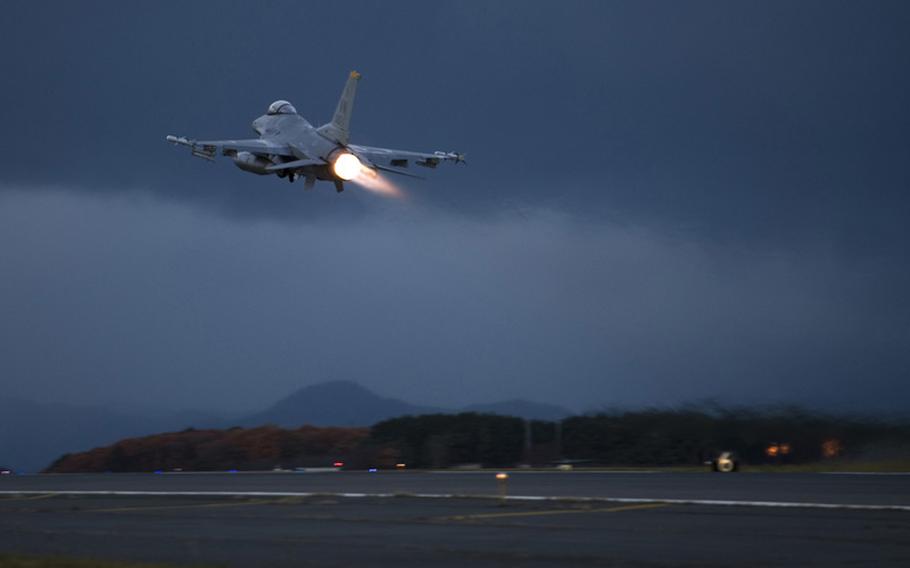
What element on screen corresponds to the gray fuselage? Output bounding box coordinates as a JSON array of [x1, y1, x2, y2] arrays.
[[231, 113, 342, 181]]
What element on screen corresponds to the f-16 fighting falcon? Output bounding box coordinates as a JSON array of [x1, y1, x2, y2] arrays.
[[166, 71, 464, 192]]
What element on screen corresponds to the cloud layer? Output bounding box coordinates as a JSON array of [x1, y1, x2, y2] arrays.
[[3, 186, 906, 413]]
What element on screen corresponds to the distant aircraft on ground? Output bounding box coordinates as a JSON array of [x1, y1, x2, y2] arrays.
[[166, 71, 464, 192]]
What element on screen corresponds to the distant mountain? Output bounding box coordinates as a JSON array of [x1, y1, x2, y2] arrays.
[[0, 397, 216, 472], [462, 399, 571, 421], [238, 380, 442, 428], [239, 381, 573, 428], [3, 381, 574, 471]]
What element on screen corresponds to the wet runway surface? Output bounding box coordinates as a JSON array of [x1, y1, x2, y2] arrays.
[[1, 472, 909, 566], [2, 471, 909, 507]]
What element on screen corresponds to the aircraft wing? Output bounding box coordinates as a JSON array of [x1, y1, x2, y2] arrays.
[[348, 144, 465, 171], [166, 135, 294, 160]]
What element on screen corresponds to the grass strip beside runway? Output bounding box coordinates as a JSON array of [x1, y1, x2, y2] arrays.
[[0, 554, 211, 568]]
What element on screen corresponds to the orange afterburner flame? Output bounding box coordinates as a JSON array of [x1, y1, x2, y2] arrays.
[[332, 152, 403, 198], [351, 166, 403, 198]]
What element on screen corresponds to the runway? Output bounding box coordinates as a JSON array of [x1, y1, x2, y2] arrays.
[[2, 472, 909, 566], [3, 470, 909, 508]]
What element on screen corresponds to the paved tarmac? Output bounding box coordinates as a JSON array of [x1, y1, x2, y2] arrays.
[[1, 472, 909, 566], [1, 492, 909, 567]]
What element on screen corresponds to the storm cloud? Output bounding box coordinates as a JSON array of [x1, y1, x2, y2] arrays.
[[1, 1, 908, 414], [2, 186, 906, 413]]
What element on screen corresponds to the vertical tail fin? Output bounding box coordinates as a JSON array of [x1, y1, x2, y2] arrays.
[[317, 70, 361, 145]]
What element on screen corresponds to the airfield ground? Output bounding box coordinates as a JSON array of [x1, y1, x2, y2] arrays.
[[2, 471, 909, 567]]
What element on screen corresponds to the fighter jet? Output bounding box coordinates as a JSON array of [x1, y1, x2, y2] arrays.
[[166, 71, 464, 192]]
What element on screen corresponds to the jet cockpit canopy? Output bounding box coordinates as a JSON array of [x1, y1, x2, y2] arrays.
[[267, 100, 297, 115]]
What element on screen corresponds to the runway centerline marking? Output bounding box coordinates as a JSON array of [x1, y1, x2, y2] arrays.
[[88, 497, 284, 513], [442, 502, 669, 521], [0, 493, 59, 503]]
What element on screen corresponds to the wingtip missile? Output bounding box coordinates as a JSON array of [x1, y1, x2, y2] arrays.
[[166, 135, 216, 161], [166, 135, 192, 147]]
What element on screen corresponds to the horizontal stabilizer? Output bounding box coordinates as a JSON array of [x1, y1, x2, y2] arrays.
[[374, 164, 425, 179]]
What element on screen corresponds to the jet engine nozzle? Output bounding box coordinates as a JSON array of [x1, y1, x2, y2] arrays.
[[331, 151, 363, 181]]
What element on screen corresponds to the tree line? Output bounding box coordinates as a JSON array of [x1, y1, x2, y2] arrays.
[[45, 407, 910, 472], [47, 425, 368, 473]]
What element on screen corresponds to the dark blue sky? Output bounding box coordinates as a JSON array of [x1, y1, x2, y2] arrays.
[[1, 1, 908, 413]]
